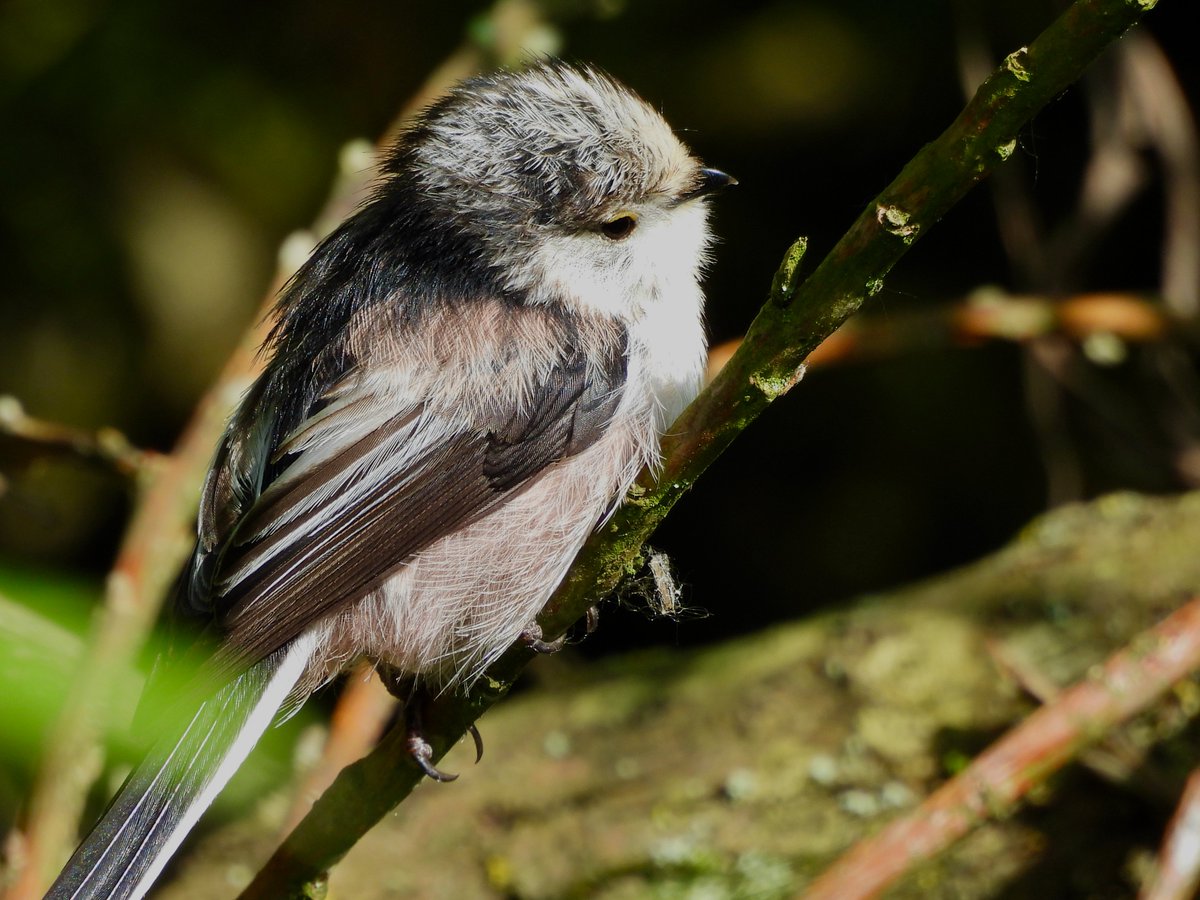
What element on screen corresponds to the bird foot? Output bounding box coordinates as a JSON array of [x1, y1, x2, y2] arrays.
[[521, 623, 567, 654], [402, 687, 485, 781], [406, 732, 458, 782]]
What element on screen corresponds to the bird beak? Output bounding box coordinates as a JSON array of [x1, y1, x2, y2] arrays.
[[680, 167, 738, 202]]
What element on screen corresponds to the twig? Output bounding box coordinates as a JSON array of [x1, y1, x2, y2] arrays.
[[0, 395, 157, 480], [706, 289, 1173, 378], [985, 636, 1179, 805], [1140, 767, 1200, 900], [1117, 33, 1200, 318], [959, 25, 1181, 506], [238, 1, 1163, 896], [802, 595, 1200, 899]]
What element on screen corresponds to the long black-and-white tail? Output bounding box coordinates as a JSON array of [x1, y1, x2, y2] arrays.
[[46, 637, 315, 900]]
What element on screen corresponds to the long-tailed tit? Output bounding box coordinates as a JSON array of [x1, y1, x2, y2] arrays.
[[47, 60, 732, 900]]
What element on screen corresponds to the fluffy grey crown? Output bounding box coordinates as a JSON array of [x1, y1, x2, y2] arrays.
[[392, 62, 702, 234]]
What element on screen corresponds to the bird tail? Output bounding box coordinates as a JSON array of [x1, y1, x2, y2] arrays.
[[45, 637, 315, 900]]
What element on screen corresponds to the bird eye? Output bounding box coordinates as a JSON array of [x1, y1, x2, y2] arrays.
[[600, 214, 638, 240]]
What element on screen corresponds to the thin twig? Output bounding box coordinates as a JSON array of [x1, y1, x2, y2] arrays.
[[803, 595, 1200, 899], [707, 289, 1173, 378], [239, 1, 1163, 896], [1116, 34, 1200, 318], [0, 395, 157, 480], [985, 637, 1179, 806], [1140, 767, 1200, 900]]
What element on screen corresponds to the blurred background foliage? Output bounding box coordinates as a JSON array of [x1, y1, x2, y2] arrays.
[[0, 0, 1197, 849]]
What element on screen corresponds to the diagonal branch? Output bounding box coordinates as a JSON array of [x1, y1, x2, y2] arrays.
[[239, 0, 1164, 896], [802, 594, 1200, 899]]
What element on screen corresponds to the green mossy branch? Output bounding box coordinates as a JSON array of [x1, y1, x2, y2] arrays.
[[239, 1, 1160, 896]]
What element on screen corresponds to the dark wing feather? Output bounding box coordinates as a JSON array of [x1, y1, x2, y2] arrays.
[[206, 335, 627, 676], [487, 344, 607, 487]]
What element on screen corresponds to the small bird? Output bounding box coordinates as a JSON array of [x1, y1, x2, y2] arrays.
[[47, 60, 732, 899]]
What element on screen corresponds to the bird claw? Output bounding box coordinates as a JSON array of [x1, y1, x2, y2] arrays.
[[521, 623, 566, 654], [406, 732, 458, 782], [467, 723, 484, 763], [402, 687, 483, 779]]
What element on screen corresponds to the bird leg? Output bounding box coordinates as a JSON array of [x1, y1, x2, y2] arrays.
[[375, 665, 483, 780], [374, 662, 411, 702]]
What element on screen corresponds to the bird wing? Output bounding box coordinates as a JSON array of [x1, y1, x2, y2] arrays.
[[185, 314, 627, 676]]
